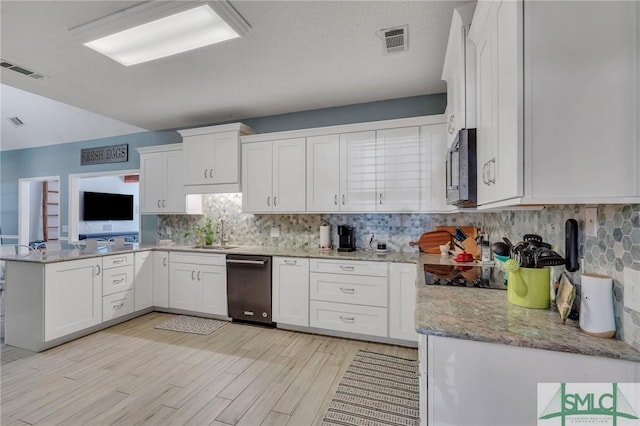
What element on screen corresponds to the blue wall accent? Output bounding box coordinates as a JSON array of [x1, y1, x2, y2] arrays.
[[0, 94, 446, 243]]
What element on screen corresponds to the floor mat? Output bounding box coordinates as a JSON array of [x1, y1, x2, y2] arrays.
[[153, 315, 228, 335]]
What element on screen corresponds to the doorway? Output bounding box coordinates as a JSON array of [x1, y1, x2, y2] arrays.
[[68, 169, 140, 243], [18, 175, 61, 248]]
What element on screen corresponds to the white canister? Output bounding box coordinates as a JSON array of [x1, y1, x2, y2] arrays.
[[579, 274, 616, 338], [319, 225, 331, 250]]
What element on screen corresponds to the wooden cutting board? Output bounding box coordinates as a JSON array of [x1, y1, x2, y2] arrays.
[[409, 230, 452, 253], [435, 226, 479, 258]]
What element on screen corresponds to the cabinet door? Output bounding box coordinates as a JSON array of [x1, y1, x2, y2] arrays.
[[242, 142, 273, 212], [197, 264, 227, 316], [306, 134, 340, 212], [184, 131, 239, 185], [153, 251, 169, 308], [164, 150, 188, 213], [272, 257, 309, 327], [273, 138, 306, 212], [388, 263, 418, 342], [134, 251, 153, 311], [419, 124, 453, 212], [340, 131, 377, 211], [375, 127, 420, 211], [169, 262, 199, 311], [139, 153, 164, 213], [44, 258, 102, 341]]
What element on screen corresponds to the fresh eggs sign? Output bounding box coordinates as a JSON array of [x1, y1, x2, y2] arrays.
[[538, 383, 640, 426], [81, 144, 128, 166]]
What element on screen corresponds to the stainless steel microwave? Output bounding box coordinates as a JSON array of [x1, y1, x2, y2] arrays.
[[446, 129, 477, 207]]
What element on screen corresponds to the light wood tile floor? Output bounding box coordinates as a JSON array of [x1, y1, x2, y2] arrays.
[[1, 313, 417, 425]]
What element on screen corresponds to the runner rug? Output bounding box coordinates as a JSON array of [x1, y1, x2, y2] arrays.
[[154, 315, 228, 335], [322, 350, 420, 426]]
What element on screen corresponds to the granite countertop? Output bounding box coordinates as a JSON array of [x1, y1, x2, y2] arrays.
[[1, 244, 419, 264], [415, 254, 640, 362]]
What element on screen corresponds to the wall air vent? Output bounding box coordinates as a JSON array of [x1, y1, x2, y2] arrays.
[[0, 59, 47, 79], [379, 25, 408, 54], [9, 117, 25, 127]]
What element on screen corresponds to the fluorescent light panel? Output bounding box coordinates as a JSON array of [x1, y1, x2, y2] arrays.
[[73, 1, 249, 66]]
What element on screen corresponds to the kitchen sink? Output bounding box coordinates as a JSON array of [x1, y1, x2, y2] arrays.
[[195, 245, 237, 250]]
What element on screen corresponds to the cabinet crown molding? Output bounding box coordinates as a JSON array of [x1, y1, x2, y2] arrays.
[[177, 122, 254, 138]]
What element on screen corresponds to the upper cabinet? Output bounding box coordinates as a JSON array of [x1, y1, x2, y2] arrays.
[[178, 123, 254, 194], [242, 138, 306, 213], [137, 144, 202, 215], [442, 2, 477, 147], [469, 0, 640, 207], [244, 115, 451, 213]]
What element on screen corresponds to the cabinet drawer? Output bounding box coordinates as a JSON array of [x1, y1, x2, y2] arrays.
[[103, 253, 133, 269], [170, 252, 226, 266], [309, 300, 387, 337], [102, 265, 134, 296], [310, 272, 387, 307], [309, 258, 388, 277], [102, 290, 134, 321]]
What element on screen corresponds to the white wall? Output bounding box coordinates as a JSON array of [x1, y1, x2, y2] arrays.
[[79, 175, 139, 235]]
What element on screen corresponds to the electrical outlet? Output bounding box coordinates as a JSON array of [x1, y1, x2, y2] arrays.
[[61, 225, 68, 233], [624, 267, 640, 312], [585, 207, 598, 237], [270, 227, 280, 238]]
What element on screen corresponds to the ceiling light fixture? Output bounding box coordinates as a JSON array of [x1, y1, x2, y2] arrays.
[[69, 1, 250, 66]]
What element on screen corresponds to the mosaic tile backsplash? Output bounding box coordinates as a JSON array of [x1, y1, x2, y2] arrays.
[[158, 197, 640, 351]]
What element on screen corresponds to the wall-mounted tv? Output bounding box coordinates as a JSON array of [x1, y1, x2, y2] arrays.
[[82, 191, 134, 221]]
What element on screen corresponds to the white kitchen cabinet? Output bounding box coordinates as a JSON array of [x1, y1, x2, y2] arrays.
[[306, 134, 340, 212], [102, 289, 134, 322], [442, 3, 477, 147], [179, 123, 254, 194], [272, 257, 309, 327], [419, 124, 455, 212], [309, 258, 388, 338], [388, 263, 418, 342], [424, 335, 640, 425], [134, 250, 153, 311], [169, 253, 227, 316], [242, 138, 306, 213], [469, 0, 640, 207], [137, 144, 202, 214], [102, 253, 134, 296], [153, 251, 169, 308], [44, 258, 102, 341], [340, 131, 377, 211], [375, 127, 421, 211]]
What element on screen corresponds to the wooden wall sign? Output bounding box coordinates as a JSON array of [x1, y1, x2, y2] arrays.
[[81, 144, 128, 166]]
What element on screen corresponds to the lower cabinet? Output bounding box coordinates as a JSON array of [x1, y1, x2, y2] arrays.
[[424, 335, 640, 426], [103, 290, 134, 321], [309, 259, 389, 338], [153, 251, 169, 308], [272, 257, 309, 327], [169, 253, 227, 316], [134, 251, 153, 311], [309, 300, 388, 337], [388, 263, 418, 342], [44, 258, 103, 341]]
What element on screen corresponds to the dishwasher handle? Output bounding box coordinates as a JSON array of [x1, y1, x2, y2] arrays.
[[226, 259, 267, 266]]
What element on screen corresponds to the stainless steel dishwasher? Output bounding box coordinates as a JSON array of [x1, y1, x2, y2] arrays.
[[226, 255, 272, 325]]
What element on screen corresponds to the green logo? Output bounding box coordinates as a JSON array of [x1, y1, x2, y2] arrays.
[[539, 383, 639, 425]]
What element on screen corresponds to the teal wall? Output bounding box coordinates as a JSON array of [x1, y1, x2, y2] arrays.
[[0, 93, 446, 244]]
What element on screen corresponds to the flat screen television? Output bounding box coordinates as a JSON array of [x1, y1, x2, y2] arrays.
[[82, 191, 134, 221]]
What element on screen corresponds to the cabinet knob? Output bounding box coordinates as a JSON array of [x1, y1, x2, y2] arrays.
[[379, 193, 383, 205], [284, 259, 297, 265], [334, 194, 338, 205], [191, 270, 195, 280], [340, 265, 355, 271], [197, 271, 201, 281], [163, 257, 167, 267], [339, 316, 355, 323], [204, 169, 208, 179], [157, 200, 161, 208], [488, 158, 496, 184], [209, 169, 213, 178], [342, 194, 346, 205], [267, 196, 271, 207], [273, 196, 277, 207], [95, 265, 101, 276], [112, 302, 125, 310], [162, 200, 166, 208], [339, 287, 355, 294]]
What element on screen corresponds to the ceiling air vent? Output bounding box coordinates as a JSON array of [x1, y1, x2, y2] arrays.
[[379, 25, 408, 54], [0, 59, 47, 79], [9, 117, 25, 127]]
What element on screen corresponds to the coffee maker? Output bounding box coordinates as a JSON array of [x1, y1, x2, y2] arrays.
[[337, 225, 356, 252]]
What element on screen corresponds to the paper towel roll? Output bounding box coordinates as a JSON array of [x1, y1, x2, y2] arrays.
[[320, 225, 331, 250]]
